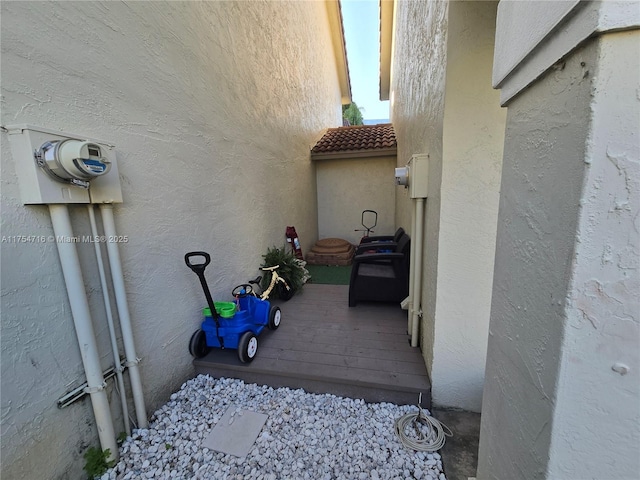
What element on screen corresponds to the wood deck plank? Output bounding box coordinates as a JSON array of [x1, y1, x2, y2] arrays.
[[270, 328, 408, 351], [255, 339, 424, 364], [193, 284, 431, 405], [256, 346, 427, 375], [197, 353, 428, 390]]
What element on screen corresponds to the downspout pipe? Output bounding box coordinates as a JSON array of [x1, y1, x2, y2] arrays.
[[48, 204, 118, 459], [99, 204, 148, 428], [410, 198, 426, 347], [87, 205, 131, 436]]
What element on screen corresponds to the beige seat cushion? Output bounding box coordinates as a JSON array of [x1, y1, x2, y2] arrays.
[[306, 238, 355, 265]]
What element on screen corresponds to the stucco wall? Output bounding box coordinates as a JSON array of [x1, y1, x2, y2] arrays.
[[492, 0, 580, 86], [391, 0, 449, 376], [432, 0, 505, 412], [316, 156, 397, 245], [493, 0, 640, 104], [391, 0, 504, 411], [545, 30, 639, 480], [0, 2, 341, 479], [478, 31, 640, 479], [477, 45, 591, 479]]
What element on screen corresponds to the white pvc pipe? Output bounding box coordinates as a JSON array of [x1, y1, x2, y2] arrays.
[[408, 199, 417, 336], [99, 204, 148, 428], [410, 198, 426, 347], [48, 204, 118, 459], [88, 205, 131, 436]]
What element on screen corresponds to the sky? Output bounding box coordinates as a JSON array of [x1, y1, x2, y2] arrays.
[[340, 0, 390, 121]]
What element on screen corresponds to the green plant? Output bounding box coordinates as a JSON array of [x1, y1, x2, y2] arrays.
[[117, 431, 128, 444], [260, 245, 309, 298], [342, 102, 364, 125], [83, 447, 115, 479]]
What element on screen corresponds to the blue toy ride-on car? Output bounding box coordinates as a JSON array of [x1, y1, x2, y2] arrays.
[[185, 252, 281, 363]]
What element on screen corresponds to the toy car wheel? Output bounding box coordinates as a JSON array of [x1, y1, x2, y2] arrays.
[[238, 332, 258, 363], [277, 281, 294, 301], [188, 329, 210, 359], [268, 306, 281, 330]]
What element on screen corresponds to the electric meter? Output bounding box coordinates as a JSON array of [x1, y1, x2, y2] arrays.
[[395, 166, 409, 186], [35, 139, 111, 188]]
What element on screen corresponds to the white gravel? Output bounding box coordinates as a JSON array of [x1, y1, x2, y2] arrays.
[[103, 375, 446, 479]]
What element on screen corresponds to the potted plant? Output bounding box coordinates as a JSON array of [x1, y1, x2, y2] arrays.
[[260, 245, 309, 299]]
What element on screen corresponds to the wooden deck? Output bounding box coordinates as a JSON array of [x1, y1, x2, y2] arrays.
[[193, 284, 431, 406]]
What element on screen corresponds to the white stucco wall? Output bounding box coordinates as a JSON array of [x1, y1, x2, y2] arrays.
[[391, 0, 449, 376], [478, 29, 640, 480], [391, 0, 504, 411], [0, 2, 341, 479], [478, 41, 593, 480], [316, 156, 397, 245], [493, 0, 640, 104], [492, 0, 581, 86], [432, 0, 505, 412], [546, 30, 639, 480]]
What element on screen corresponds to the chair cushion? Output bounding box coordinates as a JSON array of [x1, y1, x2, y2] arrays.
[[315, 238, 352, 249], [310, 243, 353, 254], [307, 238, 355, 266]]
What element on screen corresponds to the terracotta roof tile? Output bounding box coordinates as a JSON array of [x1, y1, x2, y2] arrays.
[[311, 124, 397, 155]]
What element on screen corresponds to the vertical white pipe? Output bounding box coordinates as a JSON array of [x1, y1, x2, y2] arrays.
[[87, 205, 131, 436], [99, 204, 148, 428], [48, 204, 118, 459], [408, 199, 417, 336], [411, 198, 425, 347]]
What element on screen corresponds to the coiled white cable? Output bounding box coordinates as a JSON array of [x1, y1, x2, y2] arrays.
[[394, 393, 453, 452]]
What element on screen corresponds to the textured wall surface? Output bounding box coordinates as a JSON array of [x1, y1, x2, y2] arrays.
[[0, 2, 341, 478], [478, 48, 591, 479], [492, 0, 580, 85], [432, 0, 505, 412], [316, 156, 396, 244], [391, 0, 449, 375], [494, 0, 640, 104], [478, 32, 639, 479], [545, 30, 639, 480], [391, 0, 504, 410]]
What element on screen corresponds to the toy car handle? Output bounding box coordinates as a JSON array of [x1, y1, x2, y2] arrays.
[[184, 251, 211, 274], [184, 252, 220, 324]]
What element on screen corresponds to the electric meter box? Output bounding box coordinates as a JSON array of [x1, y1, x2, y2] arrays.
[[5, 124, 123, 205], [408, 153, 429, 198]]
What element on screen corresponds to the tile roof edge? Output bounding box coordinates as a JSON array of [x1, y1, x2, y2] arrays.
[[310, 147, 398, 161], [309, 128, 330, 151]]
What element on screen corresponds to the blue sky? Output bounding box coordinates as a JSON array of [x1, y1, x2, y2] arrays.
[[341, 0, 390, 121]]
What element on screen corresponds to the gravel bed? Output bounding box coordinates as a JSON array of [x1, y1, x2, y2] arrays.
[[103, 375, 446, 479]]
